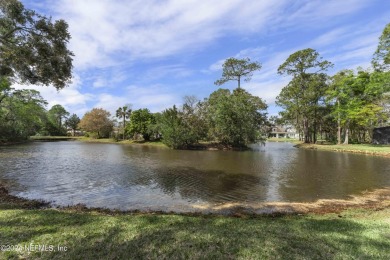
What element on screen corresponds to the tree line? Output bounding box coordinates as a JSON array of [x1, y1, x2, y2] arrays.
[[0, 79, 81, 141], [78, 22, 389, 147], [78, 86, 268, 149], [276, 23, 389, 144], [0, 0, 389, 147]]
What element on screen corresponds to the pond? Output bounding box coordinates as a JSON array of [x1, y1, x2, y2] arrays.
[[0, 141, 389, 212]]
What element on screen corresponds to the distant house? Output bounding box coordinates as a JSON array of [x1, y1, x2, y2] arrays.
[[269, 125, 299, 139], [372, 126, 390, 144], [66, 129, 84, 136]]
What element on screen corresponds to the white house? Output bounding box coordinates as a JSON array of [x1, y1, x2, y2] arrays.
[[269, 125, 299, 139]]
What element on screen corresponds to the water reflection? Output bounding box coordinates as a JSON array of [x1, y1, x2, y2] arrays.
[[0, 141, 389, 210]]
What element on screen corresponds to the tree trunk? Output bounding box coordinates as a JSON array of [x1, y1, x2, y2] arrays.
[[337, 100, 341, 145], [343, 127, 349, 145], [123, 117, 126, 140], [303, 118, 310, 143], [238, 76, 241, 89], [313, 108, 317, 144], [337, 125, 341, 145]]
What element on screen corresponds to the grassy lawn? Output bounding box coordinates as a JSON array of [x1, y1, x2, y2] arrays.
[[296, 143, 390, 156], [29, 136, 82, 140], [78, 138, 168, 148], [28, 136, 168, 148], [267, 137, 303, 144], [1, 207, 389, 259], [1, 185, 390, 259]]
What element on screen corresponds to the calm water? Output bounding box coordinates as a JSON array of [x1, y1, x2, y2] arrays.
[[0, 141, 389, 211]]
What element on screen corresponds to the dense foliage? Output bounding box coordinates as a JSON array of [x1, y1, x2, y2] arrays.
[[116, 105, 131, 140], [126, 108, 156, 141], [277, 48, 333, 143], [0, 0, 73, 90], [159, 105, 197, 149], [46, 104, 69, 135], [65, 114, 80, 136], [0, 77, 47, 142], [372, 23, 390, 72], [206, 88, 267, 146], [78, 108, 113, 138], [158, 89, 267, 149]]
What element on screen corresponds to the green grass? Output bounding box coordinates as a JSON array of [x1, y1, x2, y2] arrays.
[[77, 138, 168, 148], [296, 143, 390, 156], [1, 206, 389, 259], [267, 137, 302, 144], [29, 136, 82, 141], [1, 184, 390, 259]]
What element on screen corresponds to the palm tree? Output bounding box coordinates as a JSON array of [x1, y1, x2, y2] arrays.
[[116, 105, 132, 140]]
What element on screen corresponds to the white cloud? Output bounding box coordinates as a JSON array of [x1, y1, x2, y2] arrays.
[[92, 78, 107, 88], [208, 59, 225, 72], [126, 84, 178, 112], [309, 27, 349, 48], [141, 65, 193, 82], [91, 84, 179, 117], [48, 0, 291, 70], [284, 0, 372, 26], [12, 74, 93, 116], [18, 0, 384, 117], [93, 93, 128, 116], [236, 47, 267, 59], [208, 47, 267, 72]]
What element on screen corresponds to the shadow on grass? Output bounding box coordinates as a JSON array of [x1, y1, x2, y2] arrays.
[[1, 209, 389, 259]]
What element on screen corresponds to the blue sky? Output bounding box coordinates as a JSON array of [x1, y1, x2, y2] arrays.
[[17, 0, 390, 117]]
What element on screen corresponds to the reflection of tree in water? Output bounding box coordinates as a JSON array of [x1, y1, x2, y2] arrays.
[[146, 167, 268, 203]]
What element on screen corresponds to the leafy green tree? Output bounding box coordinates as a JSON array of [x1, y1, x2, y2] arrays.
[[148, 112, 162, 140], [126, 108, 155, 141], [214, 57, 262, 88], [79, 108, 113, 138], [116, 105, 131, 139], [47, 104, 69, 135], [277, 48, 332, 143], [206, 88, 267, 147], [0, 78, 47, 141], [0, 0, 73, 89], [65, 113, 80, 136], [327, 70, 354, 144], [181, 95, 208, 142], [160, 105, 196, 149], [369, 71, 390, 125], [327, 69, 388, 144], [372, 23, 390, 72], [370, 23, 390, 125], [276, 73, 329, 143]]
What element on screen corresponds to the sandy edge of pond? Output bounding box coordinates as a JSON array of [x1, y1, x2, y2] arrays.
[[193, 188, 390, 216], [1, 181, 389, 216]]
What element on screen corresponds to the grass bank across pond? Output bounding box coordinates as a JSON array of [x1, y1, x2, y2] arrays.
[[78, 138, 168, 148], [30, 136, 82, 141], [29, 136, 168, 148], [267, 137, 302, 144], [1, 184, 390, 259], [296, 143, 390, 157]]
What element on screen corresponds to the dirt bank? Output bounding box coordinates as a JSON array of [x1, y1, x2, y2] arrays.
[[1, 181, 388, 216]]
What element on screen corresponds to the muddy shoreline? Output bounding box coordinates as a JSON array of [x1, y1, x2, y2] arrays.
[[1, 182, 389, 217]]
